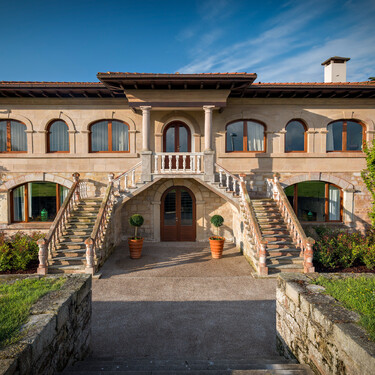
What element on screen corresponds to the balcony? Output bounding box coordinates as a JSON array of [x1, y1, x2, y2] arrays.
[[153, 152, 204, 175]]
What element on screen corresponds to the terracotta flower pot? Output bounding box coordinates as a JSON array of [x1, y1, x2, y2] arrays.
[[128, 237, 144, 259], [209, 236, 225, 259]]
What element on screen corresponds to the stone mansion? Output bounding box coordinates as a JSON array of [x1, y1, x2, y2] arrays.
[[0, 56, 374, 275]]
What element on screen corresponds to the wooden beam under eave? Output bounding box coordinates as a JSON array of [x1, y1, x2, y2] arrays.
[[41, 91, 48, 97], [216, 82, 220, 89], [330, 91, 337, 98], [96, 91, 103, 98], [342, 91, 350, 98]]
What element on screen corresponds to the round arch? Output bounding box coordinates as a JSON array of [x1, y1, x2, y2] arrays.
[[85, 115, 136, 132], [41, 112, 75, 132], [0, 113, 33, 132], [158, 112, 201, 135], [280, 173, 354, 190]]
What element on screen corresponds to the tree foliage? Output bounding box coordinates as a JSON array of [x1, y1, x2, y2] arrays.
[[361, 139, 375, 227]]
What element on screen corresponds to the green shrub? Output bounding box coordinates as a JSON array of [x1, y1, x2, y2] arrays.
[[210, 215, 224, 237], [129, 214, 144, 239], [0, 232, 44, 272]]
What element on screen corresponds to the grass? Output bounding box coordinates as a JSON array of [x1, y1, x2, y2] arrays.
[[0, 277, 66, 348], [314, 276, 375, 341]]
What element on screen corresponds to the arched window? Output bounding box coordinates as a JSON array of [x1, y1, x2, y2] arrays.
[[226, 120, 265, 152], [89, 120, 129, 152], [0, 120, 27, 152], [47, 120, 69, 152], [11, 182, 69, 222], [284, 181, 342, 222], [327, 120, 364, 152], [285, 120, 306, 152]]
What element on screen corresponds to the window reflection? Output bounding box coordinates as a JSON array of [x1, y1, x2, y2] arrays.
[[285, 121, 305, 152], [226, 122, 243, 151]]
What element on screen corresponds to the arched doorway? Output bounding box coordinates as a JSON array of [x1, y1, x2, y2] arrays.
[[161, 186, 196, 241], [163, 121, 191, 169]]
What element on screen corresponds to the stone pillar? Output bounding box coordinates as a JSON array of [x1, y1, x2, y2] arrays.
[[304, 238, 315, 273], [25, 130, 34, 154], [258, 241, 268, 276], [306, 130, 316, 153], [140, 106, 151, 151], [84, 238, 95, 275], [203, 151, 215, 183], [343, 188, 355, 226], [278, 129, 286, 153], [72, 172, 80, 202], [68, 130, 77, 153], [37, 238, 48, 275], [319, 129, 329, 153], [265, 131, 275, 153], [129, 129, 137, 154], [203, 105, 214, 151]]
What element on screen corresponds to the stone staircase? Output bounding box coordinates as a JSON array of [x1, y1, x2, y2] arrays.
[[62, 357, 314, 374], [49, 198, 102, 274], [251, 198, 304, 274]]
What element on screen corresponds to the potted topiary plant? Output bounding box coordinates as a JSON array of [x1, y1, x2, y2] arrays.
[[128, 214, 144, 259], [209, 214, 225, 259]]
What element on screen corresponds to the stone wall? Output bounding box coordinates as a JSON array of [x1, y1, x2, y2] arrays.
[[276, 273, 375, 375], [0, 274, 91, 375], [111, 178, 238, 243]]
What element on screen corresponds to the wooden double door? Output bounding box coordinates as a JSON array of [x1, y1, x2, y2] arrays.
[[161, 186, 196, 241]]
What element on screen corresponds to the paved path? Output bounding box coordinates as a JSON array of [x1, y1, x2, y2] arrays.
[[92, 242, 277, 360]]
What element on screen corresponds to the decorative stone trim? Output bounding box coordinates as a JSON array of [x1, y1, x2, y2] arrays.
[[280, 173, 354, 190], [277, 273, 375, 375], [0, 274, 91, 375], [1, 173, 73, 190]]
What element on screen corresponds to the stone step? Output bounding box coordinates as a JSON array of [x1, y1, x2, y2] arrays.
[[267, 248, 301, 257], [63, 230, 92, 236], [261, 229, 290, 235], [266, 241, 295, 249], [69, 218, 96, 224], [53, 249, 86, 257], [268, 263, 304, 273], [51, 257, 86, 266], [267, 255, 304, 265], [72, 212, 98, 218], [48, 265, 87, 274], [59, 235, 86, 243], [65, 223, 93, 229], [259, 224, 288, 230], [56, 242, 86, 250], [62, 357, 314, 374]]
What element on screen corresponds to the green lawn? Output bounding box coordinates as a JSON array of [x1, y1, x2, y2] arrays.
[[0, 277, 65, 348], [314, 276, 375, 341]]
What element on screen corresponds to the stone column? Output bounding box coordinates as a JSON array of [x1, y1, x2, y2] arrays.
[[140, 106, 151, 151], [319, 129, 329, 153], [203, 105, 214, 151], [140, 106, 152, 182], [306, 130, 316, 153], [37, 238, 48, 275], [278, 129, 286, 153], [25, 130, 34, 154], [68, 130, 76, 153]]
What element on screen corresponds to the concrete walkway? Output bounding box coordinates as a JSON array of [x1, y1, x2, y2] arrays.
[[92, 242, 277, 360]]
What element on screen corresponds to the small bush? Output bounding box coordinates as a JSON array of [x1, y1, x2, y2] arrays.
[[129, 214, 144, 239], [0, 232, 44, 272], [210, 215, 224, 228], [313, 227, 375, 270]]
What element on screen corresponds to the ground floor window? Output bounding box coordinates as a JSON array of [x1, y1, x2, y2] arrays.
[[11, 182, 68, 222], [284, 181, 342, 222]]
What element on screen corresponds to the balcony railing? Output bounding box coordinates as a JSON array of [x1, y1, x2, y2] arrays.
[[153, 152, 204, 174]]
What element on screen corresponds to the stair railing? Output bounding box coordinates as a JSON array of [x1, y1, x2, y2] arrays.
[[214, 163, 241, 196], [113, 162, 142, 192], [84, 173, 116, 274], [267, 174, 315, 273], [239, 178, 268, 275], [37, 172, 81, 275]]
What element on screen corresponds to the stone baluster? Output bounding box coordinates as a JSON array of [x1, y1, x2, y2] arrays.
[[197, 155, 201, 173], [154, 154, 159, 173], [124, 175, 128, 191], [233, 179, 237, 195], [226, 173, 230, 191], [219, 169, 223, 186], [37, 238, 48, 275], [176, 155, 180, 171], [168, 155, 172, 172], [72, 172, 80, 203], [132, 170, 135, 187], [183, 155, 186, 171], [161, 154, 165, 172], [84, 238, 95, 275]]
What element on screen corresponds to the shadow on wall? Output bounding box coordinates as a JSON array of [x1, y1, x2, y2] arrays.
[[80, 179, 107, 198]]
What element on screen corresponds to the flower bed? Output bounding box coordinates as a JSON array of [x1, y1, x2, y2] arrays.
[[313, 227, 375, 273], [0, 232, 45, 274]]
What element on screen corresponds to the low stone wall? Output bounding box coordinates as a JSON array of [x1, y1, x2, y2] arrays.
[[276, 273, 375, 375], [0, 274, 91, 375]]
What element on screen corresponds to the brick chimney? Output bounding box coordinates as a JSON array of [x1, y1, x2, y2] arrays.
[[321, 56, 350, 83]]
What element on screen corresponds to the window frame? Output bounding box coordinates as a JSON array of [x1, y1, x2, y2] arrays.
[[89, 119, 130, 153], [225, 119, 266, 153], [288, 181, 343, 222], [285, 119, 307, 153], [0, 119, 27, 153], [47, 120, 70, 153], [326, 120, 365, 152], [10, 182, 66, 223]]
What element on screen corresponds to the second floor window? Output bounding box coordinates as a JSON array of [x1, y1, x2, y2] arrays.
[[89, 120, 129, 152], [327, 120, 364, 152], [48, 120, 69, 152], [285, 120, 306, 152], [0, 120, 27, 152], [226, 120, 265, 152]]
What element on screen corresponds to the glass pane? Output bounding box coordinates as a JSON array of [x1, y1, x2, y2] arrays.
[[49, 121, 69, 152], [91, 121, 108, 151], [181, 190, 193, 226], [284, 185, 294, 208], [164, 189, 176, 225], [10, 121, 27, 151], [285, 121, 305, 152], [112, 121, 129, 151], [329, 185, 341, 221], [13, 185, 25, 221], [28, 182, 57, 221], [60, 186, 69, 206], [296, 181, 326, 221], [179, 126, 188, 152], [165, 127, 175, 152], [247, 121, 264, 151], [327, 122, 343, 151], [346, 121, 363, 151], [0, 121, 6, 152], [226, 122, 243, 151]]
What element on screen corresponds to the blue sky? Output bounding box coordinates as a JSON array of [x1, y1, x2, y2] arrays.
[[0, 0, 374, 82]]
